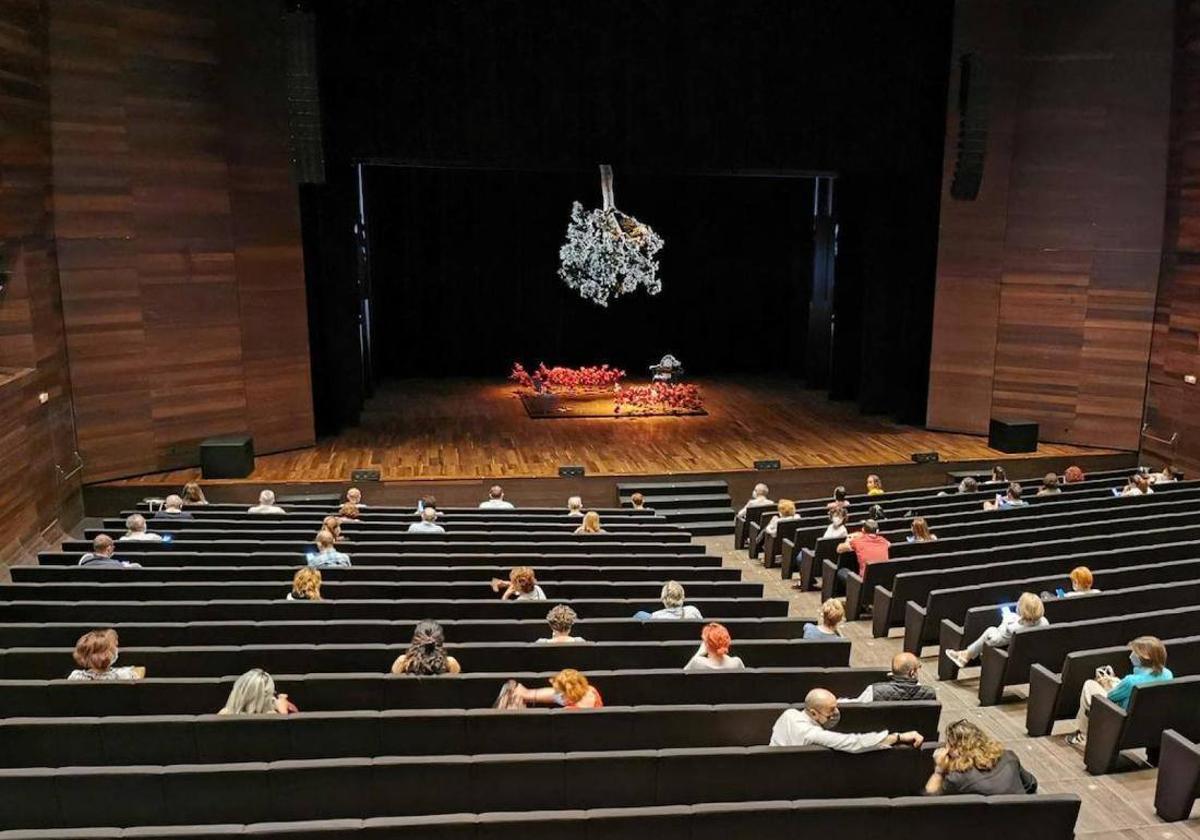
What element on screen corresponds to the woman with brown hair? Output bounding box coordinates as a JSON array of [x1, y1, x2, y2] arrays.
[[573, 511, 606, 534], [288, 567, 323, 601], [1066, 635, 1173, 747], [491, 566, 546, 600], [924, 719, 1037, 795], [321, 516, 344, 541], [538, 604, 585, 643], [906, 517, 937, 543], [68, 629, 145, 681], [337, 502, 361, 523], [181, 481, 208, 505], [390, 620, 462, 675], [514, 668, 604, 709]]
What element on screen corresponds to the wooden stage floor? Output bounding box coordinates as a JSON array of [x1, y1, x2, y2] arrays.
[[102, 377, 1119, 485]]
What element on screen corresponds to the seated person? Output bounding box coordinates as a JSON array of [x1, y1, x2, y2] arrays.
[[306, 528, 351, 568], [337, 502, 362, 522], [736, 483, 774, 518], [321, 515, 344, 541], [842, 652, 935, 702], [345, 486, 367, 507], [1150, 465, 1179, 484], [490, 566, 546, 600], [684, 622, 745, 671], [629, 492, 647, 510], [1063, 465, 1085, 483], [288, 567, 322, 601], [415, 495, 437, 514], [983, 481, 1027, 511], [760, 499, 799, 542], [247, 489, 286, 514], [574, 510, 607, 534], [944, 592, 1046, 668], [153, 494, 193, 520], [827, 486, 849, 514], [219, 668, 295, 715], [769, 688, 924, 751], [514, 668, 603, 708], [834, 519, 890, 586], [538, 604, 585, 643], [480, 484, 515, 509], [1119, 474, 1153, 496], [1042, 566, 1098, 600], [1065, 635, 1173, 747], [566, 495, 585, 517], [906, 517, 936, 543], [635, 580, 703, 620], [924, 719, 1037, 795], [119, 513, 162, 542], [181, 481, 208, 505], [407, 507, 445, 533], [1036, 473, 1062, 496], [866, 474, 885, 495], [990, 465, 1008, 483], [79, 535, 141, 569], [822, 510, 848, 541], [390, 620, 462, 675], [803, 598, 846, 638], [68, 629, 145, 681], [957, 476, 979, 494]]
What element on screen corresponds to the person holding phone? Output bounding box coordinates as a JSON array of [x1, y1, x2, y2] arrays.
[[944, 592, 1047, 669], [219, 669, 296, 715]]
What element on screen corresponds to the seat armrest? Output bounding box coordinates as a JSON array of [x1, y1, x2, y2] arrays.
[[1156, 730, 1200, 821], [977, 643, 1010, 706], [1025, 664, 1063, 737], [871, 587, 893, 638], [937, 620, 965, 681], [902, 601, 927, 655], [1084, 694, 1128, 775]]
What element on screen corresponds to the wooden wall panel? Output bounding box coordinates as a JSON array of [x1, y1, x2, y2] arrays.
[[928, 0, 1173, 451], [49, 0, 314, 483]]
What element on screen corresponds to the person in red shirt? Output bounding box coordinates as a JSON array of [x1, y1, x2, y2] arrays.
[[834, 519, 891, 586]]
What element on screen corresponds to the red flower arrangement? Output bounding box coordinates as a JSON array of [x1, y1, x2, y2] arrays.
[[613, 382, 704, 415], [510, 362, 626, 394]]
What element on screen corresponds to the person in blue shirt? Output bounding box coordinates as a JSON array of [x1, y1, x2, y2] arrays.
[[306, 529, 351, 569], [1067, 635, 1173, 747]]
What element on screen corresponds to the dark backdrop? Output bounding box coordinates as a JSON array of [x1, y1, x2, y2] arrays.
[[307, 0, 953, 430]]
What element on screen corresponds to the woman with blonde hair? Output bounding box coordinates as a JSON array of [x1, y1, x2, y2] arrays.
[[490, 566, 546, 600], [944, 592, 1047, 668], [907, 517, 936, 543], [538, 604, 585, 643], [337, 502, 361, 522], [762, 499, 799, 539], [288, 567, 322, 601], [514, 668, 604, 709], [685, 622, 745, 671], [68, 629, 145, 681], [924, 719, 1037, 795], [638, 580, 703, 620], [321, 516, 343, 541], [219, 668, 293, 715], [390, 620, 462, 675], [802, 598, 846, 639], [573, 511, 606, 534], [181, 481, 208, 505]]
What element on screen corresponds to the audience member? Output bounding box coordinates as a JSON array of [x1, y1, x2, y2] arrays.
[[67, 629, 145, 681], [119, 513, 162, 542], [79, 535, 141, 569], [737, 483, 774, 517], [834, 519, 890, 585], [684, 622, 746, 671], [415, 495, 437, 514], [1150, 465, 1179, 484], [843, 652, 935, 702], [802, 598, 846, 639], [990, 466, 1008, 483], [866, 474, 885, 495], [1065, 635, 1172, 747], [636, 580, 703, 620], [514, 668, 603, 709], [957, 476, 979, 494], [944, 592, 1046, 668], [1120, 474, 1153, 496], [153, 495, 192, 520], [574, 510, 606, 534], [288, 567, 322, 601], [761, 498, 799, 541], [181, 481, 208, 505], [907, 517, 936, 543], [924, 719, 1037, 795], [248, 490, 286, 514], [1063, 465, 1085, 483], [566, 496, 584, 517], [491, 566, 546, 600], [629, 492, 646, 510], [538, 604, 585, 644], [307, 529, 351, 568], [408, 507, 445, 533], [827, 486, 849, 513], [769, 689, 924, 751], [1060, 566, 1098, 598], [868, 503, 886, 521], [822, 509, 848, 541], [219, 668, 294, 715], [345, 487, 366, 507], [338, 502, 362, 522], [480, 485, 514, 509], [1037, 473, 1062, 496], [391, 620, 462, 675], [983, 482, 1027, 511], [321, 515, 344, 541]]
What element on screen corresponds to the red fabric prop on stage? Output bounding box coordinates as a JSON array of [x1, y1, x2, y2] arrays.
[[614, 382, 704, 415], [510, 362, 626, 394]]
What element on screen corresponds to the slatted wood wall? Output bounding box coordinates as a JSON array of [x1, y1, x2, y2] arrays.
[[927, 0, 1174, 451], [48, 0, 314, 483]]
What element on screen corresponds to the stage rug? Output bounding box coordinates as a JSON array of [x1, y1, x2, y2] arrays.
[[518, 391, 707, 419]]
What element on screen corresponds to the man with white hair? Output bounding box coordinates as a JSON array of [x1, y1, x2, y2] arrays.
[[480, 485, 515, 509], [345, 487, 368, 508], [153, 495, 193, 521], [119, 514, 162, 542], [566, 496, 584, 517], [737, 483, 774, 517], [247, 490, 286, 514], [769, 688, 925, 752], [407, 506, 446, 533]]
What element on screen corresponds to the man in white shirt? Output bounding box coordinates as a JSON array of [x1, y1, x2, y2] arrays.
[[479, 485, 515, 509], [345, 487, 368, 508], [407, 507, 446, 533], [119, 513, 162, 542], [247, 490, 286, 514], [769, 688, 924, 752], [736, 483, 775, 518], [566, 496, 584, 517]]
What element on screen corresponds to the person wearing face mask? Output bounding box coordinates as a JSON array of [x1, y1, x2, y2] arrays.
[[769, 688, 924, 752], [1065, 636, 1172, 748]]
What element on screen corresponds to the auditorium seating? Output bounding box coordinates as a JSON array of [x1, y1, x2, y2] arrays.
[[1155, 729, 1200, 821], [1083, 675, 1200, 774], [38, 549, 724, 567]]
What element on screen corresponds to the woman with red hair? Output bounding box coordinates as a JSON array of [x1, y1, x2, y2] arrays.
[[684, 622, 745, 671]]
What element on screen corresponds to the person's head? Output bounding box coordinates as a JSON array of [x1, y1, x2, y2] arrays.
[[567, 495, 583, 513], [418, 495, 437, 510], [73, 629, 119, 672], [752, 483, 769, 499], [163, 494, 184, 512], [546, 604, 577, 635], [1064, 465, 1085, 483], [321, 516, 342, 537], [777, 499, 796, 517], [660, 580, 686, 609], [910, 517, 932, 541], [580, 510, 602, 533], [92, 534, 115, 557], [339, 502, 360, 520], [314, 529, 336, 551], [182, 482, 206, 504], [124, 514, 148, 535], [828, 509, 846, 528], [819, 598, 845, 631], [488, 485, 504, 500], [291, 567, 322, 600], [1006, 482, 1023, 501], [549, 668, 592, 704], [1017, 592, 1044, 623], [959, 476, 979, 494], [346, 487, 362, 505], [701, 622, 732, 658], [1133, 474, 1150, 493], [833, 486, 847, 502], [891, 651, 920, 679], [258, 490, 276, 507], [630, 492, 645, 509], [803, 688, 841, 729], [1043, 473, 1060, 490], [400, 620, 450, 674], [1129, 635, 1167, 674], [866, 474, 882, 491], [1068, 566, 1094, 592], [509, 566, 538, 594], [991, 466, 1008, 482], [861, 519, 879, 536], [222, 669, 279, 715], [868, 504, 885, 521], [942, 719, 1004, 772], [420, 506, 438, 524]]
